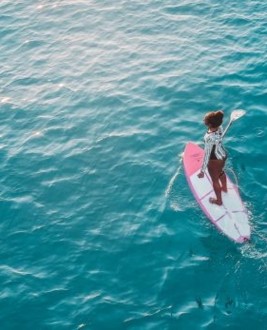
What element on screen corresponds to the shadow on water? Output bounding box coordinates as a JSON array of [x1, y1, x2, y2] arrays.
[[154, 227, 267, 328]]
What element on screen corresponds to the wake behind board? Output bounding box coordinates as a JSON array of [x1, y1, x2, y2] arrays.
[[183, 142, 250, 243]]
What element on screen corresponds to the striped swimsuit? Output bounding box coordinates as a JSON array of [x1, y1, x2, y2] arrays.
[[201, 126, 227, 172]]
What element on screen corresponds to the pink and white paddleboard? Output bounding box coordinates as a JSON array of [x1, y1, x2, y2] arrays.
[[183, 142, 250, 243]]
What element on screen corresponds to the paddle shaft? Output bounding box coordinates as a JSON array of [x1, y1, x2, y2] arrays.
[[222, 110, 245, 138], [221, 119, 233, 138]]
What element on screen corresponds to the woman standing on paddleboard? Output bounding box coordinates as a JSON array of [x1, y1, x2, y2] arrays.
[[197, 111, 227, 206]]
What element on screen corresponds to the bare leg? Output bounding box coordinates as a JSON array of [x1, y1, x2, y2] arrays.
[[211, 180, 222, 205], [208, 159, 225, 206], [219, 171, 227, 193]]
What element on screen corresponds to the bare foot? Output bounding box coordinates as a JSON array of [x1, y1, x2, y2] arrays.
[[221, 187, 228, 193], [209, 197, 222, 206]]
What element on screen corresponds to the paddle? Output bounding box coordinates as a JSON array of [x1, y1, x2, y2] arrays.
[[222, 109, 246, 138]]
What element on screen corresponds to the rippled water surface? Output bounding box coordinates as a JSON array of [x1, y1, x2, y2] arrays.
[[1, 0, 267, 329]]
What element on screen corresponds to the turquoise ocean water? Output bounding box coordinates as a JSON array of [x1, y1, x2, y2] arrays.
[[0, 1, 267, 329]]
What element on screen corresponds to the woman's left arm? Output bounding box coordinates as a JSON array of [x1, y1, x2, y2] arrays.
[[198, 136, 213, 178]]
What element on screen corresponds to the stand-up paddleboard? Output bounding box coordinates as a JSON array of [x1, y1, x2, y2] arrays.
[[183, 142, 250, 243]]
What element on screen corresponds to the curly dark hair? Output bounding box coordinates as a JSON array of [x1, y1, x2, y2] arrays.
[[204, 110, 224, 128]]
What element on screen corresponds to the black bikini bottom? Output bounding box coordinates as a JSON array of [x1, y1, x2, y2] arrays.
[[210, 146, 227, 160]]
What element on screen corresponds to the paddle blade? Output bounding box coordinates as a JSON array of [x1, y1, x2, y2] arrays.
[[230, 109, 246, 121]]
